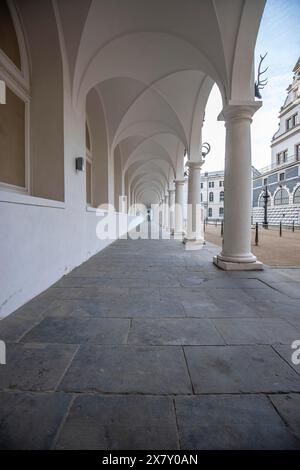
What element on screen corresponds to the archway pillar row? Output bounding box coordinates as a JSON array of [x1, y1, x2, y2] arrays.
[[174, 179, 186, 240], [183, 161, 205, 250], [213, 102, 263, 271], [168, 189, 176, 234]]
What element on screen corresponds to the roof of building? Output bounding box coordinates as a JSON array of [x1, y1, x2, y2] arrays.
[[202, 170, 224, 178], [293, 56, 300, 73]]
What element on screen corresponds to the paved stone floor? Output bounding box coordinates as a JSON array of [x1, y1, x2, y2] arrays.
[[1, 223, 300, 449]]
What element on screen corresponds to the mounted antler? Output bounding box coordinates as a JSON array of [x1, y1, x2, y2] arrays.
[[201, 142, 211, 158], [255, 52, 268, 99]]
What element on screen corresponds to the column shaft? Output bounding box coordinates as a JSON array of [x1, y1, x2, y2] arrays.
[[174, 179, 185, 239], [213, 104, 263, 270], [163, 194, 169, 229], [184, 161, 204, 249], [168, 189, 175, 234]]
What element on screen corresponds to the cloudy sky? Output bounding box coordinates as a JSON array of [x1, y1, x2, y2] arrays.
[[201, 0, 300, 173]]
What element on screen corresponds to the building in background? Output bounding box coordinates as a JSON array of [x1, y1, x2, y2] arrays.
[[201, 171, 224, 222], [252, 57, 300, 225]]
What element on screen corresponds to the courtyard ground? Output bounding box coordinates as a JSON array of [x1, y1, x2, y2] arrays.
[[205, 223, 300, 267], [0, 222, 300, 449]]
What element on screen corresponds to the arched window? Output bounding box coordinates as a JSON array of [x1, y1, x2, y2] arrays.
[[209, 191, 214, 202], [0, 1, 29, 192], [220, 191, 224, 202], [294, 186, 300, 203], [208, 207, 212, 217], [258, 192, 271, 207], [274, 188, 289, 205]]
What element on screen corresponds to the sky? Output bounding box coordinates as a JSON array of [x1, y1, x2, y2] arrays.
[[201, 0, 300, 173]]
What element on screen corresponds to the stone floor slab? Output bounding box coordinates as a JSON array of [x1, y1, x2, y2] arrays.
[[59, 345, 192, 394], [213, 318, 300, 345], [268, 282, 300, 299], [22, 316, 130, 345], [0, 342, 78, 391], [0, 391, 72, 449], [0, 298, 57, 341], [184, 345, 300, 393], [175, 395, 299, 449], [56, 395, 179, 450], [101, 299, 186, 318], [47, 286, 129, 300], [128, 318, 225, 345], [272, 344, 300, 376], [269, 394, 300, 441], [54, 276, 147, 288], [182, 299, 259, 318]]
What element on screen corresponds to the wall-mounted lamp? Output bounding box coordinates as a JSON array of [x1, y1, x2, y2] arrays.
[[75, 157, 85, 172]]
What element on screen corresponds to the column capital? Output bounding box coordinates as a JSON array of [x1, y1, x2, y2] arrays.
[[185, 160, 204, 170], [174, 179, 185, 186], [218, 101, 262, 124]]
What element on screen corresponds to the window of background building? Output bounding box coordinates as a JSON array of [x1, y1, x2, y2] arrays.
[[220, 191, 224, 202], [296, 143, 300, 160], [263, 178, 268, 186], [286, 114, 297, 131], [200, 193, 203, 202], [200, 182, 203, 188], [274, 188, 289, 205], [279, 172, 285, 181], [219, 180, 224, 187], [208, 207, 212, 217], [219, 207, 224, 216], [259, 192, 271, 207], [208, 181, 214, 188], [294, 186, 300, 203], [209, 191, 214, 202], [277, 150, 288, 165]]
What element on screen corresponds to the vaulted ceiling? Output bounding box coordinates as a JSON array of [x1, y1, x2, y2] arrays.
[[56, 0, 265, 205]]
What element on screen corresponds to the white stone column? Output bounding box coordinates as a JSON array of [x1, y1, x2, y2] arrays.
[[159, 199, 163, 226], [163, 193, 169, 230], [213, 103, 263, 270], [174, 179, 185, 239], [184, 161, 204, 250], [168, 188, 175, 234]]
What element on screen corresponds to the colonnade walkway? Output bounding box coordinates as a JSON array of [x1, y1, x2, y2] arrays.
[[1, 222, 300, 449]]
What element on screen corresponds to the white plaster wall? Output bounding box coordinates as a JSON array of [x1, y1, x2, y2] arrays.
[[0, 195, 142, 318]]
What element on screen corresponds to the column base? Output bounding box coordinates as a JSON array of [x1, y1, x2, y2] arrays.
[[183, 238, 205, 250], [213, 255, 263, 271], [174, 231, 184, 240]]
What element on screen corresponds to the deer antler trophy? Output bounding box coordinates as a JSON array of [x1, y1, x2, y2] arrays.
[[255, 52, 268, 99]]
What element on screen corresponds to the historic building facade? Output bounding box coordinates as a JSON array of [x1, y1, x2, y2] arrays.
[[201, 171, 224, 221], [252, 57, 300, 225]]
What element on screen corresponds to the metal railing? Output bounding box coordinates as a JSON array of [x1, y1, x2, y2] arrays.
[[256, 153, 299, 176]]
